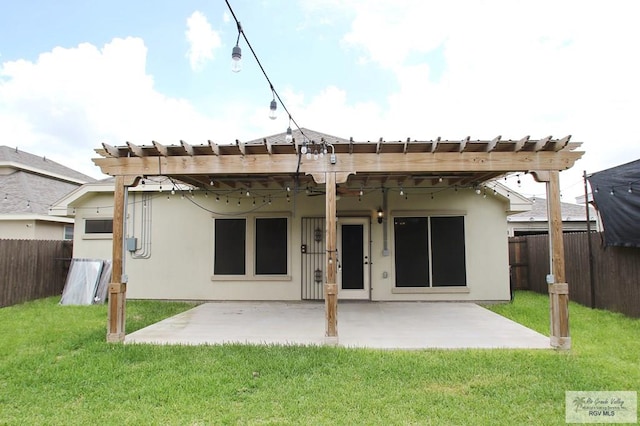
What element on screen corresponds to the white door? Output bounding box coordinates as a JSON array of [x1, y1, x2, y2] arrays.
[[337, 218, 370, 300]]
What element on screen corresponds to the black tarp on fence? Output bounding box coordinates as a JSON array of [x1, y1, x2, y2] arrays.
[[588, 159, 640, 247]]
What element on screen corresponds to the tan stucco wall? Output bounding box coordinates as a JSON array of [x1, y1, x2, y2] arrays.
[[0, 219, 67, 240], [71, 186, 511, 302], [0, 220, 37, 239]]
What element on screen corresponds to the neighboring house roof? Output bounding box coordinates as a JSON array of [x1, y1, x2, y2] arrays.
[[508, 197, 597, 222], [0, 146, 97, 217], [0, 146, 95, 184]]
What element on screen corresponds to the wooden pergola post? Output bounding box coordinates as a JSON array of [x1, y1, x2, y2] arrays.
[[324, 172, 338, 342], [107, 175, 127, 342], [545, 170, 571, 349]]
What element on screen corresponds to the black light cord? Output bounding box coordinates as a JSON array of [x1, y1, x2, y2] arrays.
[[224, 0, 308, 143]]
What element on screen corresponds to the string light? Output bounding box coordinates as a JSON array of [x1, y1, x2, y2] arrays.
[[285, 116, 293, 143], [269, 86, 277, 120], [231, 21, 242, 73], [224, 0, 311, 150]]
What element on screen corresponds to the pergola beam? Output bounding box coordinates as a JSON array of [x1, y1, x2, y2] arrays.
[[93, 151, 583, 178]]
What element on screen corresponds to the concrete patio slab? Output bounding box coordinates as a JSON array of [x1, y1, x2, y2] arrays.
[[125, 301, 551, 349]]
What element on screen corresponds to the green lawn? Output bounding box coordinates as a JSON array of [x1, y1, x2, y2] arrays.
[[0, 292, 638, 425]]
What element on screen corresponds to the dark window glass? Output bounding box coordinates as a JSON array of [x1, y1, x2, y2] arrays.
[[431, 216, 467, 286], [341, 224, 364, 289], [394, 217, 429, 287], [214, 218, 246, 275], [85, 219, 113, 234], [255, 218, 288, 275]]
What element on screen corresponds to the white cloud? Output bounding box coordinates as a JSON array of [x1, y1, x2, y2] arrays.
[[299, 0, 640, 199], [0, 37, 240, 178], [185, 11, 222, 72]]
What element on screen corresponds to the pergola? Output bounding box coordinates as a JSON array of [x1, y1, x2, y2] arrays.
[[93, 129, 584, 349]]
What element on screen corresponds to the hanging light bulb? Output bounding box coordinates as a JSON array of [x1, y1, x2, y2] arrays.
[[231, 22, 242, 73], [269, 97, 277, 120], [306, 151, 312, 160], [399, 187, 404, 196], [301, 142, 308, 155], [313, 149, 319, 161], [231, 45, 242, 73], [285, 115, 294, 143]]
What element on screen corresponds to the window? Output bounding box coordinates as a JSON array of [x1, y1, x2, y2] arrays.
[[394, 216, 466, 287], [213, 216, 289, 277], [85, 219, 113, 234], [214, 218, 246, 275], [255, 218, 287, 275], [63, 224, 74, 240]]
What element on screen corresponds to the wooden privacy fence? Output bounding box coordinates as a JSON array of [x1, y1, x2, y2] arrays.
[[0, 239, 72, 308], [510, 233, 640, 318]]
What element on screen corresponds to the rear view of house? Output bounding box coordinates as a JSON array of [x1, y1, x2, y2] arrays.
[[51, 129, 583, 346]]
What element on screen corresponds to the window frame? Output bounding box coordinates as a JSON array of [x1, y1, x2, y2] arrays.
[[211, 213, 291, 281], [82, 218, 114, 240], [391, 211, 468, 292], [63, 224, 74, 241]]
